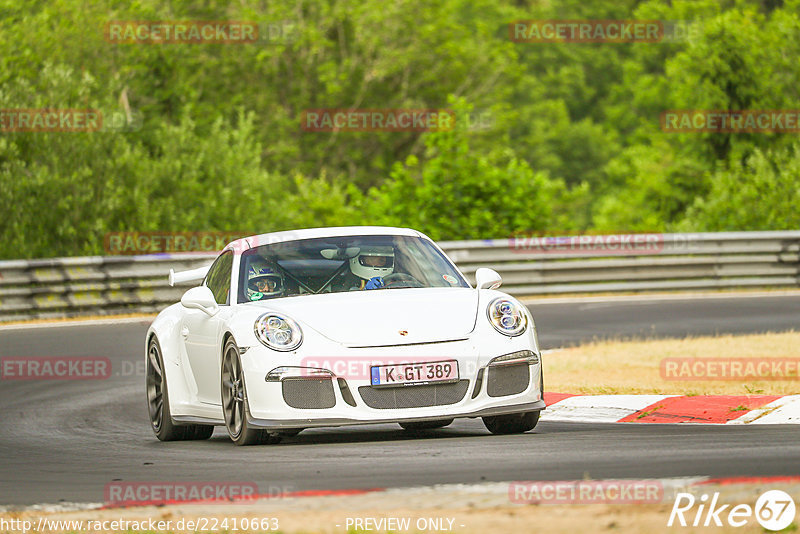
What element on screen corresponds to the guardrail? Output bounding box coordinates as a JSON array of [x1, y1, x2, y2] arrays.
[[0, 231, 798, 322]]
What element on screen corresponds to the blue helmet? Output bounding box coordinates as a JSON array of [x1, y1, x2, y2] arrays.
[[246, 258, 284, 301]]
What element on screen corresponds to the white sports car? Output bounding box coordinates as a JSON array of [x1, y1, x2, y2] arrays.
[[146, 226, 545, 445]]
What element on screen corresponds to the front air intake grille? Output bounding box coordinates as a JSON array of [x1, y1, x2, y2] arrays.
[[358, 380, 470, 409], [486, 363, 530, 397], [282, 378, 336, 409]]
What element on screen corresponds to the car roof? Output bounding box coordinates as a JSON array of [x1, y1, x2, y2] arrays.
[[226, 226, 425, 252]]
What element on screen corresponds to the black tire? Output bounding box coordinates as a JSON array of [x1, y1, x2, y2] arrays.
[[221, 338, 280, 446], [482, 411, 540, 435], [147, 337, 214, 441], [399, 419, 454, 431]]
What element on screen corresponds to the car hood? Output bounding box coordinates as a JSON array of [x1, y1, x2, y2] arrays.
[[251, 288, 479, 347]]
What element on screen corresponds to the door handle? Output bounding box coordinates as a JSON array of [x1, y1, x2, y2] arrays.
[[181, 325, 189, 338]]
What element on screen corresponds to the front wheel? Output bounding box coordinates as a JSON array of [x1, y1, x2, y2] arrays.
[[146, 337, 213, 441], [221, 339, 280, 446], [482, 411, 540, 435]]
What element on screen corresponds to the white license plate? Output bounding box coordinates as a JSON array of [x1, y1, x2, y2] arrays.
[[370, 360, 459, 387]]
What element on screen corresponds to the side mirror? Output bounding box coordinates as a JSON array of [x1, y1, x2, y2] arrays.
[[181, 286, 219, 316], [475, 267, 502, 290]]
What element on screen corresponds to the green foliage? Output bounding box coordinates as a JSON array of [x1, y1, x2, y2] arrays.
[[1, 0, 799, 259], [681, 142, 800, 231], [593, 140, 710, 232], [364, 100, 566, 240], [0, 65, 354, 258]]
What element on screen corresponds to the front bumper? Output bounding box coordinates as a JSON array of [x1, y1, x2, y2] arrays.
[[246, 400, 546, 430], [240, 337, 545, 430]]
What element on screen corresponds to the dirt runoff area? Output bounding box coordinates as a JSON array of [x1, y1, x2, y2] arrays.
[[1, 478, 798, 533], [545, 331, 800, 396]]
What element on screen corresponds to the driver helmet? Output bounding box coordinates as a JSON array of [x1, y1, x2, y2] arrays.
[[350, 246, 394, 280], [246, 258, 284, 301]]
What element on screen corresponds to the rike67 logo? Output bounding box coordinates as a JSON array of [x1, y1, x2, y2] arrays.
[[668, 490, 796, 530]]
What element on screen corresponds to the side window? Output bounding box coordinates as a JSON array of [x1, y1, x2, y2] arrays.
[[204, 251, 233, 305]]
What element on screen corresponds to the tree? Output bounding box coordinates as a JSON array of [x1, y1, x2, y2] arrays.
[[363, 100, 566, 240]]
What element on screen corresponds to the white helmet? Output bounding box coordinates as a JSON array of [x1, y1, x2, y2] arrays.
[[246, 258, 284, 301], [349, 246, 394, 280]]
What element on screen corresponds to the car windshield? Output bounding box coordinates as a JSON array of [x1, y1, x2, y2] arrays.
[[237, 235, 469, 303]]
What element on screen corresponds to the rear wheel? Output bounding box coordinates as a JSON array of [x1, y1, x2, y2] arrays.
[[147, 337, 214, 441], [221, 339, 280, 446], [399, 419, 454, 431], [482, 411, 539, 435]]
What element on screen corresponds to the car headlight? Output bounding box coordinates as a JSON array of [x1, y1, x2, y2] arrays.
[[254, 313, 303, 351], [487, 297, 528, 337]]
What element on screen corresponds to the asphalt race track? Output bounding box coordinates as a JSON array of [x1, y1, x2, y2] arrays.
[[1, 294, 798, 506], [529, 292, 800, 347]]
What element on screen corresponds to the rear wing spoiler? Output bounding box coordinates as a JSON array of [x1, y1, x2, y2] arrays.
[[168, 265, 212, 286]]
